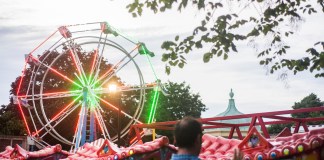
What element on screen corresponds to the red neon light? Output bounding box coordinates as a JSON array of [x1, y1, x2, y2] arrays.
[[29, 30, 58, 55], [41, 90, 80, 96], [16, 63, 31, 135], [29, 56, 82, 88], [94, 45, 140, 84], [95, 63, 119, 84], [94, 111, 105, 134], [96, 96, 143, 125], [74, 110, 82, 134], [130, 131, 144, 144], [96, 96, 119, 111], [69, 49, 82, 76], [17, 90, 81, 98], [90, 49, 98, 77], [51, 98, 78, 121], [33, 98, 79, 136]]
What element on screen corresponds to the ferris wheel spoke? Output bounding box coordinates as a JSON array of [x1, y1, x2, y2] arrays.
[[50, 95, 82, 123], [90, 34, 108, 84], [105, 117, 119, 138], [93, 108, 110, 139], [89, 94, 110, 139], [19, 90, 82, 101], [39, 101, 81, 138], [96, 84, 155, 95], [28, 55, 82, 88], [95, 95, 142, 124], [68, 48, 88, 84], [89, 31, 103, 76], [89, 49, 98, 81], [91, 45, 140, 87], [101, 55, 141, 89]]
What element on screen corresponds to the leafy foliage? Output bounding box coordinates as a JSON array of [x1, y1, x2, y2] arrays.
[[267, 123, 293, 135], [291, 93, 324, 119], [268, 93, 323, 134], [127, 0, 324, 77], [0, 104, 27, 135], [141, 81, 206, 141], [154, 81, 206, 122]]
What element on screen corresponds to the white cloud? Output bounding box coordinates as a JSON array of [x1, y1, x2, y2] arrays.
[[0, 0, 323, 121]]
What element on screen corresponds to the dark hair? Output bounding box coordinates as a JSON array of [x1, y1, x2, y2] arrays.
[[174, 116, 202, 148]]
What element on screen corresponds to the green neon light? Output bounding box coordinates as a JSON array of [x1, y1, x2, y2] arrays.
[[141, 42, 161, 124], [145, 55, 159, 81], [147, 89, 159, 123], [73, 93, 83, 102], [74, 73, 86, 86], [88, 74, 95, 86], [150, 91, 160, 123], [84, 74, 90, 86]]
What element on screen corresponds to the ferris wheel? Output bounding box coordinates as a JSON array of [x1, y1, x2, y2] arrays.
[[13, 22, 163, 150]]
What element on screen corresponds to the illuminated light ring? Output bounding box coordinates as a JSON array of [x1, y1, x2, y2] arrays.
[[113, 154, 119, 160], [267, 149, 280, 159], [254, 152, 266, 160], [26, 36, 147, 145], [257, 154, 263, 160], [243, 155, 252, 160], [128, 149, 134, 156], [121, 152, 127, 158], [283, 148, 290, 156], [270, 152, 276, 158], [297, 145, 303, 152], [296, 143, 305, 153]]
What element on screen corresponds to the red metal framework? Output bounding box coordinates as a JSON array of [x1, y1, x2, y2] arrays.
[[130, 106, 324, 143]]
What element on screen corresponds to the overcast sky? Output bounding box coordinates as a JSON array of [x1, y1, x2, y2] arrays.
[[0, 0, 323, 118]]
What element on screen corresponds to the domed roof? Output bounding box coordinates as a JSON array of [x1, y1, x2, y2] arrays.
[[215, 89, 251, 131], [217, 89, 245, 116]]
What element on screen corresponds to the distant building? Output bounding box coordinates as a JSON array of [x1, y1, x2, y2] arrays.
[[0, 135, 27, 151], [204, 89, 251, 137], [291, 124, 324, 133]]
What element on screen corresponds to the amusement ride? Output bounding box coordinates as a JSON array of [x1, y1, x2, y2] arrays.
[[12, 22, 166, 151]]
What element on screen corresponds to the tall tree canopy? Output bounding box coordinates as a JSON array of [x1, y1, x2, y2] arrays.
[[141, 81, 206, 141], [291, 93, 324, 119], [0, 104, 26, 135], [127, 0, 324, 77], [268, 93, 323, 134], [145, 81, 207, 122]]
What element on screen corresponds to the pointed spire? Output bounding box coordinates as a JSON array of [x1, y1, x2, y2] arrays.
[[229, 88, 234, 99], [216, 89, 244, 116], [227, 89, 238, 112]]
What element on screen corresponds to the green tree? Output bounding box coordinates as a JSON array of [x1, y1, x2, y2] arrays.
[[0, 104, 27, 135], [291, 93, 324, 119], [268, 93, 323, 134], [127, 0, 324, 77], [149, 81, 206, 122], [267, 123, 293, 135], [141, 81, 206, 142]]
